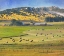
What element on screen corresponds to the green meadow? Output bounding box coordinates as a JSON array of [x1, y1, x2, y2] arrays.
[[0, 24, 63, 37], [0, 26, 31, 37]]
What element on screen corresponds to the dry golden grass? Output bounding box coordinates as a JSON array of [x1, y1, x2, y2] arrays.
[[0, 45, 64, 56]]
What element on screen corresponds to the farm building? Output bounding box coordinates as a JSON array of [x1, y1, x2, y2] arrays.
[[21, 22, 32, 26], [34, 22, 47, 26]]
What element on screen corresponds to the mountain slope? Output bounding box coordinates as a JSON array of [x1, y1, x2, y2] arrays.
[[0, 6, 64, 22]]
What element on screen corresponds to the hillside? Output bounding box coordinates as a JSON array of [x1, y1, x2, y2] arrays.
[[0, 7, 56, 22], [0, 6, 64, 22]]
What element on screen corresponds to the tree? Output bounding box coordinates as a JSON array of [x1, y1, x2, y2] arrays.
[[10, 19, 23, 26]]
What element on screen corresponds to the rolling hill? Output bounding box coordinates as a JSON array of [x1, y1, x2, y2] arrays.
[[0, 6, 64, 22]]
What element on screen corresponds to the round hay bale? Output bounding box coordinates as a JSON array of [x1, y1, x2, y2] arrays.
[[42, 39, 44, 41], [19, 40, 22, 42], [30, 40, 33, 42]]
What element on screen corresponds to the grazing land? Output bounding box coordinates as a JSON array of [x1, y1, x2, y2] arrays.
[[0, 23, 64, 56]]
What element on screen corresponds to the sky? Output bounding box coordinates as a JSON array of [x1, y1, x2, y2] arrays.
[[0, 0, 64, 11]]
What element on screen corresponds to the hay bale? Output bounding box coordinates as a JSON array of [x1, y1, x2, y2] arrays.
[[20, 38, 22, 39], [57, 35, 58, 36], [42, 39, 44, 41], [36, 35, 38, 36], [37, 33, 38, 34], [26, 39, 29, 41], [47, 37, 48, 39], [50, 33, 52, 34], [47, 34, 48, 35], [59, 36, 61, 37], [40, 33, 43, 35], [19, 40, 22, 42], [60, 31, 61, 32], [42, 29, 44, 30], [0, 38, 2, 40], [30, 40, 33, 42], [53, 35, 54, 37], [12, 39, 15, 42], [45, 34, 46, 36], [23, 39, 25, 40], [6, 41, 8, 43], [10, 38, 12, 39], [62, 34, 64, 36]]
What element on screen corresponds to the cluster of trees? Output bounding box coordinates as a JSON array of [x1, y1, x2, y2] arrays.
[[45, 16, 64, 22], [10, 19, 23, 26]]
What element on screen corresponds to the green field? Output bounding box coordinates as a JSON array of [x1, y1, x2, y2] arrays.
[[0, 26, 31, 37], [0, 23, 64, 56]]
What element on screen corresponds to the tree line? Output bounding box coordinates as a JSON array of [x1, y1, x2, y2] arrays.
[[45, 16, 64, 22], [10, 19, 23, 26]]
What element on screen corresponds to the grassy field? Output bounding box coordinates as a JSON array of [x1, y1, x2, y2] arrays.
[[0, 26, 31, 37], [0, 23, 64, 56]]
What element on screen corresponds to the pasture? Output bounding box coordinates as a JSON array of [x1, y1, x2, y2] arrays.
[[0, 24, 64, 56]]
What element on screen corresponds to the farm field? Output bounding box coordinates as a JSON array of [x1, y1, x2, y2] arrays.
[[0, 23, 64, 56]]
